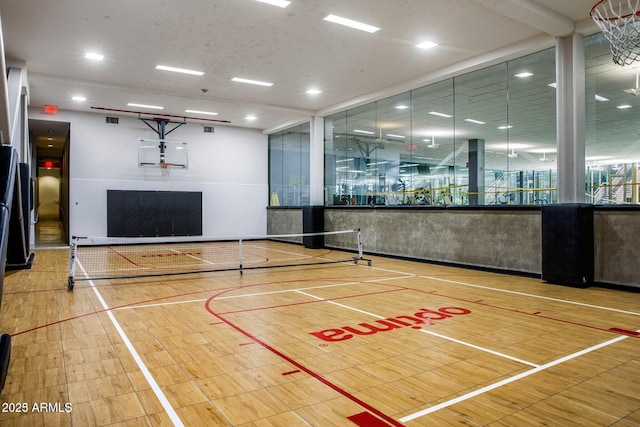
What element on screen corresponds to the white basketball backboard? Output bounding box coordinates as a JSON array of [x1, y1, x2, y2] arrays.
[[138, 138, 188, 169]]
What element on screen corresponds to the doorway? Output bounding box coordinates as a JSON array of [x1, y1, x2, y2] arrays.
[[30, 119, 70, 248]]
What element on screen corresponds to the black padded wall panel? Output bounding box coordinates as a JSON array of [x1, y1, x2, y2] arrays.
[[541, 204, 594, 287], [106, 190, 125, 236], [107, 190, 202, 237], [302, 206, 324, 249]]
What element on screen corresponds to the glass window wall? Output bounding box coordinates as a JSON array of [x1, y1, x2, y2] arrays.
[[270, 35, 640, 207], [325, 48, 557, 206], [585, 32, 640, 205], [268, 123, 310, 206]]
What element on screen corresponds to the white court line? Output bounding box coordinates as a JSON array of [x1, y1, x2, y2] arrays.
[[295, 290, 539, 367], [399, 331, 633, 422], [114, 298, 209, 310], [78, 261, 184, 427], [170, 248, 216, 265], [114, 279, 403, 311], [421, 275, 640, 316], [114, 282, 360, 311]]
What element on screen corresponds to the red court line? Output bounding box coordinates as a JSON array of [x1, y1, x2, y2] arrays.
[[10, 283, 253, 337], [9, 275, 385, 336], [609, 327, 640, 337], [204, 292, 404, 427], [348, 411, 392, 426], [108, 246, 144, 267]]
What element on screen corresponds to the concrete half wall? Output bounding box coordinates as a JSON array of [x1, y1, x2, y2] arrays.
[[267, 206, 640, 289]]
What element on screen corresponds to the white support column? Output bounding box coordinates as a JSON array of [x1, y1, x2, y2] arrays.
[[7, 68, 24, 150], [556, 33, 586, 203], [309, 116, 325, 205]]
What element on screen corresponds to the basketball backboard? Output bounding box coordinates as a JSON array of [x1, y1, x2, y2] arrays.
[[138, 138, 188, 169]]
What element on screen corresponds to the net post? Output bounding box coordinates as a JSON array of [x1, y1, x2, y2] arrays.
[[354, 228, 372, 266], [67, 236, 79, 290], [239, 238, 244, 275]]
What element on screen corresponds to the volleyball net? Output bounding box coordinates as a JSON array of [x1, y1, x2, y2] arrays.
[[67, 229, 370, 290]]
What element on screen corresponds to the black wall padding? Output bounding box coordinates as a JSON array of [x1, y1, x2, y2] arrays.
[[0, 147, 15, 393], [107, 190, 202, 237], [0, 150, 33, 269], [302, 206, 324, 249], [0, 334, 9, 391], [541, 204, 594, 288], [0, 147, 16, 307], [19, 163, 31, 254], [0, 147, 31, 269]]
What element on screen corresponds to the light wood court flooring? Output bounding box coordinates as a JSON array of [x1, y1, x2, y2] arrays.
[[0, 246, 639, 426]]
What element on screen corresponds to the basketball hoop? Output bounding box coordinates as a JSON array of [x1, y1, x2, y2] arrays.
[[160, 161, 173, 177], [591, 0, 640, 66]]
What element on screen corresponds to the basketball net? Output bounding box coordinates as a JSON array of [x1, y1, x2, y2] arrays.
[[160, 161, 172, 177], [591, 0, 640, 66]]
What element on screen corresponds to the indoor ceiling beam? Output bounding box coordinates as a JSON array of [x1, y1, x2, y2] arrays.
[[474, 0, 575, 37]]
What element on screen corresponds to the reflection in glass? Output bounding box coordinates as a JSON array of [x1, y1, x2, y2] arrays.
[[325, 48, 558, 206]]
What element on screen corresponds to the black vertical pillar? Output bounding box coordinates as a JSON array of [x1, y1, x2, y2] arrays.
[[302, 206, 324, 249], [19, 163, 31, 255], [541, 204, 594, 287], [468, 139, 485, 206]]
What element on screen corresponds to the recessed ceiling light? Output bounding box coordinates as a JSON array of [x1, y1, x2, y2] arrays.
[[515, 72, 534, 78], [395, 105, 409, 110], [595, 94, 610, 102], [465, 118, 486, 125], [306, 88, 322, 95], [324, 14, 380, 33], [47, 137, 53, 141], [47, 144, 53, 148], [185, 109, 218, 116], [353, 129, 375, 135], [232, 77, 274, 87], [617, 104, 632, 109], [548, 82, 557, 88], [386, 134, 405, 138], [128, 103, 164, 110], [428, 111, 452, 118], [246, 115, 257, 120], [72, 96, 86, 102], [416, 41, 437, 50], [254, 0, 290, 7], [85, 52, 104, 61], [498, 125, 513, 130], [156, 65, 204, 76]]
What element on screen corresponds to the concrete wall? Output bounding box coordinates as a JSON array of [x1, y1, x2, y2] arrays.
[[594, 208, 640, 287], [267, 206, 640, 289]]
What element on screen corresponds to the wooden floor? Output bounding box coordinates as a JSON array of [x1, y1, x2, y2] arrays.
[[0, 239, 639, 426]]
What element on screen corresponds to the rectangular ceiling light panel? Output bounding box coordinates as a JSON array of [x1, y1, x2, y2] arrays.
[[231, 77, 274, 87], [324, 14, 380, 33], [156, 65, 204, 76], [255, 0, 291, 7]]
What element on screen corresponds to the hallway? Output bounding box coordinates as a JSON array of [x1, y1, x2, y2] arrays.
[[35, 218, 66, 248]]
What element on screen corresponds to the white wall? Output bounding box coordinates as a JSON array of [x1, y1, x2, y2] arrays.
[[29, 108, 268, 238]]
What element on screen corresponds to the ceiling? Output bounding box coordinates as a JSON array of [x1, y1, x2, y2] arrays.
[[4, 0, 634, 171]]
